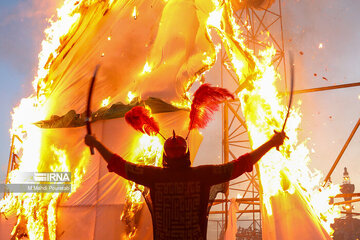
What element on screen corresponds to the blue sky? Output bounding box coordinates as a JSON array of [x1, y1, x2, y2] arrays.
[[0, 0, 359, 197], [0, 0, 60, 181]]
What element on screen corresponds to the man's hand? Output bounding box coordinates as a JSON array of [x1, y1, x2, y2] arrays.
[[270, 131, 287, 149], [85, 134, 97, 148], [248, 131, 287, 165], [84, 134, 114, 162]]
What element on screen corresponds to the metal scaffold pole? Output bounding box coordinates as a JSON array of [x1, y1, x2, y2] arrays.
[[211, 1, 288, 238]]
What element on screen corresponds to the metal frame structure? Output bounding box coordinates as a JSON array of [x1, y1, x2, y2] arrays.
[[207, 0, 288, 238], [323, 118, 360, 186], [293, 88, 360, 220], [6, 134, 22, 183], [3, 0, 360, 238], [4, 134, 22, 198], [209, 0, 360, 237]]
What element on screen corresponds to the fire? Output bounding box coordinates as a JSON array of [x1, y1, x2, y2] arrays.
[[120, 104, 163, 239], [132, 6, 138, 20], [34, 1, 83, 100], [207, 5, 223, 29], [236, 46, 340, 233], [141, 61, 152, 75], [1, 0, 115, 239], [171, 98, 192, 110], [127, 91, 137, 103], [121, 134, 163, 239], [101, 96, 111, 107], [319, 43, 324, 49], [9, 97, 45, 170], [1, 0, 341, 238], [205, 0, 340, 235], [1, 145, 87, 240], [132, 134, 163, 166]]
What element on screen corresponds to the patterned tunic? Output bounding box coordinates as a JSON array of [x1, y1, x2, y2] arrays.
[[107, 153, 253, 240]]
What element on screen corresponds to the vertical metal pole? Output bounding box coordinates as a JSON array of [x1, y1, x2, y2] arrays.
[[221, 46, 225, 231], [252, 171, 255, 231], [255, 164, 263, 236], [223, 102, 229, 229], [250, 6, 258, 234], [6, 135, 15, 183]]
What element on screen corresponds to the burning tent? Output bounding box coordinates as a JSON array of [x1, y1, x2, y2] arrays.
[[1, 0, 339, 239]]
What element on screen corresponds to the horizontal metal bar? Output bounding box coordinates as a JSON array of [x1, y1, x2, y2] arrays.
[[340, 211, 360, 216], [211, 201, 260, 206], [229, 143, 251, 149], [229, 179, 251, 185], [229, 140, 250, 143], [212, 198, 259, 203], [290, 82, 360, 95], [334, 193, 360, 198], [334, 198, 360, 205], [229, 188, 258, 193], [209, 210, 260, 214], [238, 201, 260, 205], [226, 82, 360, 101]]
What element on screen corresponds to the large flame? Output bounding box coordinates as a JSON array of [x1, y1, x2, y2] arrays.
[[121, 134, 163, 239], [1, 0, 341, 239], [237, 47, 340, 234], [205, 0, 340, 236], [207, 0, 340, 235]]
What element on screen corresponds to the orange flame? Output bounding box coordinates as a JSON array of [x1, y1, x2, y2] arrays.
[[121, 134, 163, 239], [101, 96, 111, 107], [0, 0, 115, 239], [1, 0, 340, 239], [206, 0, 340, 235]]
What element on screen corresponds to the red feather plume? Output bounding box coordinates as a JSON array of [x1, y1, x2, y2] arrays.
[[189, 84, 234, 130], [125, 106, 160, 136]]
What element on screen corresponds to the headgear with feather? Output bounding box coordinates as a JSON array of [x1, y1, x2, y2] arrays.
[[125, 84, 234, 167]]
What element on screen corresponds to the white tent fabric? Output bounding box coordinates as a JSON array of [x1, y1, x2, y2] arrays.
[[39, 0, 216, 119], [54, 110, 201, 240], [1, 110, 202, 240]]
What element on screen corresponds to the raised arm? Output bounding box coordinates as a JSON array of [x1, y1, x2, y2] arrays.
[[206, 131, 286, 185], [85, 134, 114, 163], [84, 134, 159, 186], [248, 131, 286, 165]]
